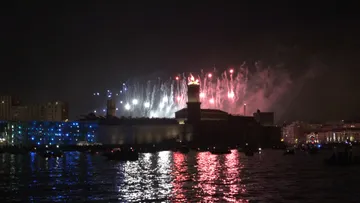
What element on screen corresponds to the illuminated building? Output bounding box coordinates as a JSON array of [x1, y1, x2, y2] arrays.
[[282, 121, 360, 144], [1, 121, 97, 146], [186, 79, 201, 124], [175, 78, 229, 123]]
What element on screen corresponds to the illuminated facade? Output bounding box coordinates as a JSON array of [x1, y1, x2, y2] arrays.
[[282, 121, 360, 144], [1, 121, 97, 146]]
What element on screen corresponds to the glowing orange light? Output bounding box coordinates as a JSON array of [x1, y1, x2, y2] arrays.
[[188, 75, 200, 85], [208, 73, 212, 78]]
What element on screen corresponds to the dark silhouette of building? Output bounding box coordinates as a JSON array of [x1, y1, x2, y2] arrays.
[[106, 99, 116, 117], [253, 109, 274, 126]]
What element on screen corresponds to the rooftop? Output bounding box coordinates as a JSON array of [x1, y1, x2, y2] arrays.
[[175, 108, 228, 115]]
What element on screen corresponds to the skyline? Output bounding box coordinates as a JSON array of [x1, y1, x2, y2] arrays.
[[1, 2, 359, 121]]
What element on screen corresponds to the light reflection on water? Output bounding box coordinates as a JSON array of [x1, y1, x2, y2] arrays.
[[1, 150, 360, 202]]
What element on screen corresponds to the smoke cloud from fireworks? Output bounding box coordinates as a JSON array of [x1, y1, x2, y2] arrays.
[[92, 62, 312, 120]]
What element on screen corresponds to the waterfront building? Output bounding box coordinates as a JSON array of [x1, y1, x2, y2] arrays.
[[1, 121, 97, 146], [282, 121, 360, 144]]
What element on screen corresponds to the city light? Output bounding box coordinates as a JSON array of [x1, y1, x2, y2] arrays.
[[125, 103, 131, 110]]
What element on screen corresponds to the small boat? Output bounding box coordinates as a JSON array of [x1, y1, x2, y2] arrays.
[[284, 148, 295, 155]]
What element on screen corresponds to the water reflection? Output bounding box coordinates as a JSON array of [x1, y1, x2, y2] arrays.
[[171, 152, 189, 202], [2, 150, 358, 202], [196, 152, 219, 202], [114, 151, 173, 202], [224, 150, 247, 202], [156, 151, 172, 200]]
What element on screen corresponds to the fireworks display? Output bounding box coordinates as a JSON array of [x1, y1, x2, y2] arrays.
[[92, 62, 292, 118]]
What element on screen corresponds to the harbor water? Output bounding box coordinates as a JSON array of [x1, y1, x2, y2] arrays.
[[0, 149, 359, 202]]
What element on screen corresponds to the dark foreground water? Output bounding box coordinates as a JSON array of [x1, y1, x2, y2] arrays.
[[0, 149, 359, 202]]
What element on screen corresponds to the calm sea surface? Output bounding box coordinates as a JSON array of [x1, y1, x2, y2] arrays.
[[0, 149, 359, 202]]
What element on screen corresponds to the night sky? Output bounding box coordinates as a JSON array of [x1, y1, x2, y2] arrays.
[[1, 1, 359, 122]]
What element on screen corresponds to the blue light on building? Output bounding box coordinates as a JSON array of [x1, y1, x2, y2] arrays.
[[2, 121, 98, 146]]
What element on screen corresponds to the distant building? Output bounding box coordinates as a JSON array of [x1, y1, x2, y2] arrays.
[[0, 96, 69, 122], [175, 108, 228, 124], [28, 104, 46, 121], [1, 121, 97, 146], [281, 121, 360, 144], [0, 96, 12, 120], [43, 101, 69, 122], [106, 99, 116, 117], [11, 106, 29, 121], [282, 121, 308, 144], [253, 109, 274, 126]]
